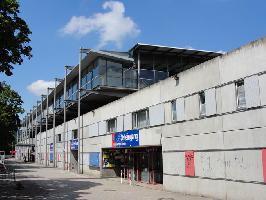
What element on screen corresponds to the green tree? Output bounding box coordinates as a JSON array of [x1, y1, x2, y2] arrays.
[[0, 82, 24, 152], [0, 0, 32, 76]]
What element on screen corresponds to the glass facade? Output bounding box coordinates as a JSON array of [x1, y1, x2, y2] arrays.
[[55, 93, 64, 110], [79, 57, 137, 97]]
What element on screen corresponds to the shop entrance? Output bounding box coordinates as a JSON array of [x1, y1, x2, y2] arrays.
[[70, 149, 78, 172], [70, 130, 78, 172], [102, 146, 163, 184]]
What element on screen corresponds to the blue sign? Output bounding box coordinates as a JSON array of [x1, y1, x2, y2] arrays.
[[50, 153, 53, 161], [89, 152, 100, 167], [71, 139, 78, 150], [50, 143, 53, 152], [112, 129, 139, 147]]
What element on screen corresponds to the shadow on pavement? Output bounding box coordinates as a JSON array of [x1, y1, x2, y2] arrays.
[[1, 159, 102, 199], [0, 177, 102, 199]]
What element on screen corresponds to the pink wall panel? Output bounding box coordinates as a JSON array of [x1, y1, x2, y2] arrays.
[[185, 151, 195, 176]]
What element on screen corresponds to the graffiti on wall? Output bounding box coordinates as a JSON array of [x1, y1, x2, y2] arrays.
[[185, 151, 195, 176]]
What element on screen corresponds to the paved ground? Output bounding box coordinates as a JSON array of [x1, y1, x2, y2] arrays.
[[0, 159, 213, 200]]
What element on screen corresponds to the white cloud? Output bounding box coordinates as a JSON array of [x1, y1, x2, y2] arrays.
[[27, 80, 54, 96], [61, 1, 140, 48]]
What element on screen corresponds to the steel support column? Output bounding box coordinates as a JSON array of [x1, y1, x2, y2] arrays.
[[137, 52, 140, 90], [53, 83, 56, 168], [45, 89, 49, 166], [78, 48, 82, 174]]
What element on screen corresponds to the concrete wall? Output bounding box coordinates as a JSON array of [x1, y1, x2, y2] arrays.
[[32, 37, 266, 199]]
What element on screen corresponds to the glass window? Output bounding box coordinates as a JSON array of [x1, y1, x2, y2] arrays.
[[123, 68, 137, 88], [86, 71, 92, 90], [132, 109, 149, 129], [155, 71, 168, 82], [107, 60, 122, 87], [57, 134, 61, 142], [140, 69, 154, 80], [72, 81, 78, 100], [92, 66, 100, 88], [81, 69, 87, 88], [171, 100, 177, 121], [92, 58, 106, 88], [236, 81, 246, 109], [107, 118, 117, 133], [73, 130, 78, 139], [199, 92, 206, 116]]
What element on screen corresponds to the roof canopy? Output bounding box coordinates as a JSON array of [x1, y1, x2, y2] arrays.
[[129, 43, 223, 58]]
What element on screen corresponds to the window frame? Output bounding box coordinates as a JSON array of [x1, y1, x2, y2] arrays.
[[199, 91, 206, 117], [107, 118, 117, 133], [171, 100, 177, 122], [236, 80, 246, 109], [132, 109, 149, 129], [57, 134, 62, 143]]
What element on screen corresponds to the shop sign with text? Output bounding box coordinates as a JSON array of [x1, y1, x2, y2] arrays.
[[112, 129, 139, 147], [71, 139, 78, 150]]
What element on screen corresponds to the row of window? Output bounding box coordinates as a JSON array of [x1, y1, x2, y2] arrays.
[[100, 78, 257, 135], [171, 80, 249, 121], [45, 75, 262, 141]]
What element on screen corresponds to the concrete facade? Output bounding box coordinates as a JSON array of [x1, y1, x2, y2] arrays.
[[17, 37, 266, 199]]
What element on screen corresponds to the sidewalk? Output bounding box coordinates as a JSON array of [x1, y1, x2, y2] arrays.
[[1, 159, 214, 200]]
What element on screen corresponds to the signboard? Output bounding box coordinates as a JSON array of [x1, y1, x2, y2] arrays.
[[89, 152, 100, 167], [71, 139, 78, 150], [112, 129, 139, 148], [50, 143, 53, 152], [185, 151, 195, 176], [50, 153, 53, 161]]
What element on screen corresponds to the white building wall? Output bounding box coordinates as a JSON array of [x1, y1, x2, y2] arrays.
[[33, 37, 266, 200]]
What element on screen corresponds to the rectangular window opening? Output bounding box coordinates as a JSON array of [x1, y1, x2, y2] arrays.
[[171, 100, 177, 121], [107, 118, 117, 133], [236, 80, 246, 109], [199, 91, 206, 117], [132, 109, 149, 129]]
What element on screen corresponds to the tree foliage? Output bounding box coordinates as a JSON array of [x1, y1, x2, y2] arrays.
[[0, 0, 32, 76], [0, 82, 24, 152]]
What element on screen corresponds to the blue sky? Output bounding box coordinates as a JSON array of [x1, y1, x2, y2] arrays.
[[1, 0, 266, 117]]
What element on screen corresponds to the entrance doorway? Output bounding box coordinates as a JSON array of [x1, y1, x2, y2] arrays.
[[69, 130, 78, 172], [70, 149, 78, 172], [102, 146, 163, 184]]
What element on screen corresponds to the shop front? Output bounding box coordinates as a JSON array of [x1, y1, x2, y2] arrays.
[[102, 129, 163, 184]]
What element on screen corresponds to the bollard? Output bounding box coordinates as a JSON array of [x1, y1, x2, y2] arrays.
[[120, 170, 123, 184]]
